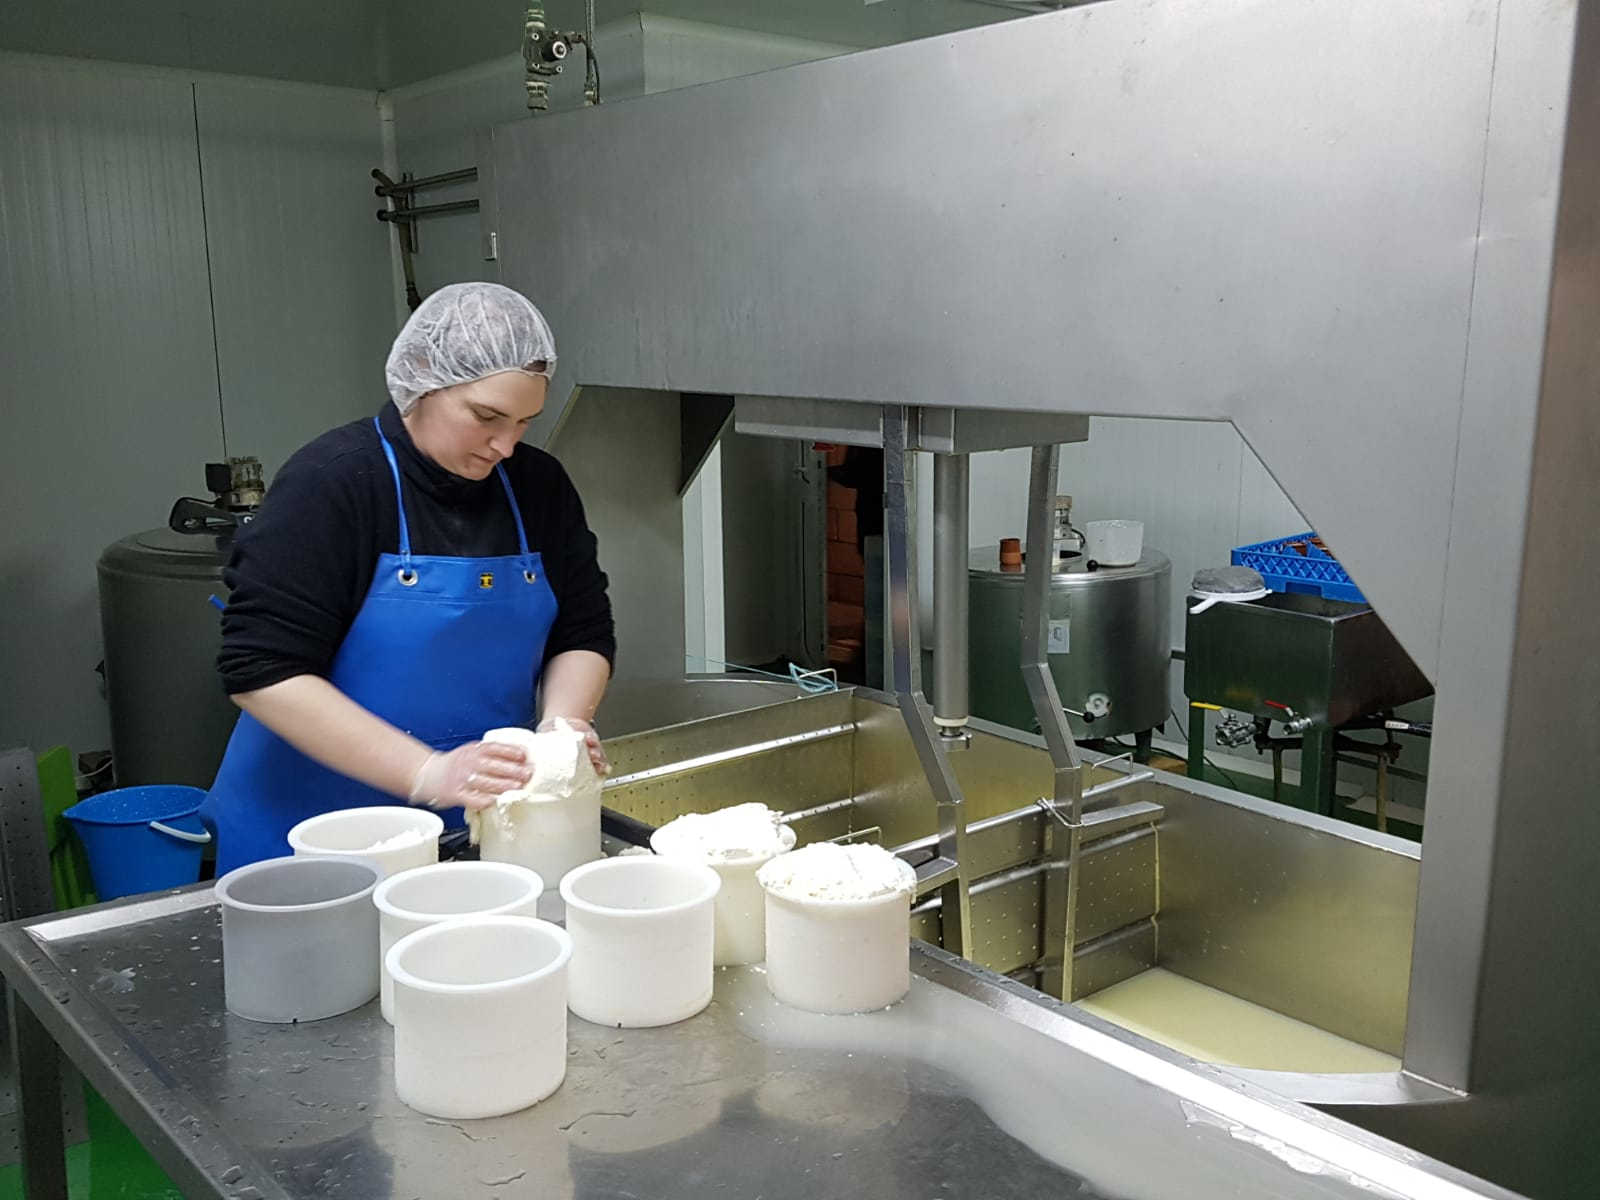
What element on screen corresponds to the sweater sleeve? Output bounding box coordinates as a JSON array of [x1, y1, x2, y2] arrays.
[[216, 450, 373, 694], [542, 463, 616, 670]]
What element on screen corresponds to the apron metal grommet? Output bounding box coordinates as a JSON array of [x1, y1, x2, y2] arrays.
[[523, 570, 537, 583], [398, 568, 419, 586]]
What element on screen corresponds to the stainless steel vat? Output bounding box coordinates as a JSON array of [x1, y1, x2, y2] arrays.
[[601, 684, 1413, 1050], [97, 529, 235, 788], [966, 545, 1171, 740], [1184, 593, 1431, 727]]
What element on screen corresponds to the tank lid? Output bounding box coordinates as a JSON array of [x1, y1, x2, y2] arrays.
[[103, 527, 231, 565], [969, 543, 1169, 581]]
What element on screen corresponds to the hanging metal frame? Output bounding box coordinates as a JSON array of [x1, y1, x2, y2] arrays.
[[881, 406, 973, 956]]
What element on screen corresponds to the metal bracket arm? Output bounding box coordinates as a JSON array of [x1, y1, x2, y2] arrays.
[[883, 405, 974, 956], [1021, 443, 1091, 1001]]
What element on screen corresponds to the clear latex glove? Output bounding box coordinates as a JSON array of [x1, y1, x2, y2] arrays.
[[539, 717, 609, 777], [408, 741, 531, 811]]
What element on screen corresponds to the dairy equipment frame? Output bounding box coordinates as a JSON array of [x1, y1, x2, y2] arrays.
[[481, 0, 1600, 1192]]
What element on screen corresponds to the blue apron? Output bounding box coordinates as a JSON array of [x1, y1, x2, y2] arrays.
[[202, 418, 559, 874]]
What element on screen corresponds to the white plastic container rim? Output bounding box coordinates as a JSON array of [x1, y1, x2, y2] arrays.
[[648, 821, 798, 867], [216, 854, 383, 913], [559, 855, 722, 916], [374, 861, 545, 923], [287, 806, 444, 854], [386, 914, 573, 994]]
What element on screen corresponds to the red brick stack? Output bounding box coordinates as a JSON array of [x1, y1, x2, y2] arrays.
[[823, 445, 865, 669]]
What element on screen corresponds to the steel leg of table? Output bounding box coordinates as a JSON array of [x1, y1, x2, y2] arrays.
[[9, 987, 66, 1200], [1187, 706, 1208, 782], [1300, 727, 1339, 816]]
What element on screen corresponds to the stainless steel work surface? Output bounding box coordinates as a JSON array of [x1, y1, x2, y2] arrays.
[[0, 888, 1519, 1200]]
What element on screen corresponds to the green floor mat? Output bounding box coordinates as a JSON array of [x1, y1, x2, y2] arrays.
[[0, 1085, 181, 1199]]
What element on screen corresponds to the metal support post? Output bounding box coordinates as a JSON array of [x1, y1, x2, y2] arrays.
[[1187, 704, 1208, 783], [882, 408, 973, 956], [931, 453, 971, 743], [1, 749, 67, 1198], [1299, 727, 1339, 816], [1021, 445, 1089, 1002], [10, 993, 67, 1200]]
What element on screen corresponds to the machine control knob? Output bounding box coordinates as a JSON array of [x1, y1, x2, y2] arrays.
[[1083, 693, 1112, 719]]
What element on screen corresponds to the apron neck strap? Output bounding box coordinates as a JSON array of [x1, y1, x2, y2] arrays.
[[372, 417, 532, 561], [494, 465, 532, 556], [373, 417, 413, 565]]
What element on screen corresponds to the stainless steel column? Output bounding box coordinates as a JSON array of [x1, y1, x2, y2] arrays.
[[931, 453, 971, 738], [1021, 445, 1087, 1002], [883, 407, 973, 956]]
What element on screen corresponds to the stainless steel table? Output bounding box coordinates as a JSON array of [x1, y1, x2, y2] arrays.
[[0, 886, 1519, 1200]]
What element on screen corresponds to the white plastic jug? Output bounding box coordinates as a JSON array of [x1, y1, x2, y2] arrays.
[[388, 915, 572, 1120], [1083, 520, 1145, 568], [287, 806, 441, 878], [373, 861, 544, 1022], [560, 857, 720, 1028]]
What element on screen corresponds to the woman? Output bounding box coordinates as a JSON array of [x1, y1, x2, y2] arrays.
[[202, 283, 614, 873]]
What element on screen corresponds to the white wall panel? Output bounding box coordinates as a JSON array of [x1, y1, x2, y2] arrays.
[[0, 54, 222, 755], [0, 0, 385, 88], [195, 77, 395, 479]]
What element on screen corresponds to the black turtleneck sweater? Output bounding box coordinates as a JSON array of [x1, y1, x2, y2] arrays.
[[217, 403, 615, 695]]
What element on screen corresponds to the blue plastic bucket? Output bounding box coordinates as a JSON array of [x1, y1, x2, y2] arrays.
[[63, 785, 212, 901]]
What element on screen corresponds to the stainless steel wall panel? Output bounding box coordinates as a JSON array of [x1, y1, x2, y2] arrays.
[[489, 0, 1505, 678], [603, 689, 856, 835], [1455, 0, 1600, 1101], [1157, 783, 1418, 1059], [1072, 920, 1160, 1000], [1074, 829, 1158, 945], [548, 387, 689, 681]]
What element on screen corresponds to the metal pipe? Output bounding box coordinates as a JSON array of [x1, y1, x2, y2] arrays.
[[883, 405, 973, 954], [371, 167, 478, 196], [1023, 443, 1088, 1003], [931, 453, 971, 736], [1082, 770, 1154, 801], [602, 723, 853, 790], [1334, 752, 1429, 784], [377, 199, 481, 222], [1021, 444, 1083, 805], [779, 797, 857, 823], [1376, 749, 1389, 834]]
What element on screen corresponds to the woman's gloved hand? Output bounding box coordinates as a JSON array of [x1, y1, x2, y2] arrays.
[[408, 741, 531, 810], [539, 717, 609, 777]]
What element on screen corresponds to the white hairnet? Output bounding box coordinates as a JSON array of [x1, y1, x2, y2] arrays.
[[385, 282, 557, 414]]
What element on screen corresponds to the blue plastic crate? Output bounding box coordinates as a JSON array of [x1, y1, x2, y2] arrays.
[[1230, 532, 1366, 604]]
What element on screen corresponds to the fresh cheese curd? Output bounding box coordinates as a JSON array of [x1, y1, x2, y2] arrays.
[[652, 803, 791, 864], [361, 827, 428, 854], [756, 841, 916, 904]]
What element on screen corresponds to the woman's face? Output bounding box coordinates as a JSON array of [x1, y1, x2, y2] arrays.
[[405, 371, 549, 480]]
